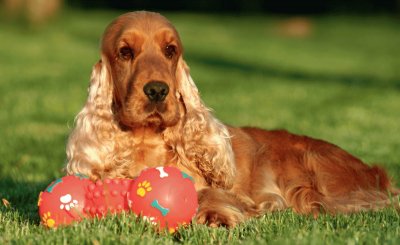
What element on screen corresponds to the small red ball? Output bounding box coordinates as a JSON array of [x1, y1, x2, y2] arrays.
[[38, 175, 91, 228], [127, 166, 198, 232], [85, 178, 134, 217]]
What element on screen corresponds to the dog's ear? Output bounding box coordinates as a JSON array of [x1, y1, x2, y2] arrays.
[[165, 57, 236, 189], [65, 56, 117, 179], [86, 56, 114, 110], [175, 58, 203, 113]]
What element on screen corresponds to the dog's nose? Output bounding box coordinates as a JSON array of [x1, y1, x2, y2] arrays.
[[143, 81, 169, 102]]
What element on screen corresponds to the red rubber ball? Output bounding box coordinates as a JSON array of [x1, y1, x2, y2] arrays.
[[84, 178, 133, 217], [128, 166, 198, 232], [38, 175, 91, 228]]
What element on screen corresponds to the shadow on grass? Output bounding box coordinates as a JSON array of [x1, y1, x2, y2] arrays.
[[0, 177, 47, 225], [187, 52, 400, 90]]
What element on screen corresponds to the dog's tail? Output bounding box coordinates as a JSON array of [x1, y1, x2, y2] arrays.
[[317, 165, 399, 213], [324, 188, 399, 214]]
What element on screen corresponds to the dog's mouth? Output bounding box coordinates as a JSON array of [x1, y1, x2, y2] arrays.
[[144, 102, 167, 114], [118, 112, 164, 130], [115, 94, 182, 131], [117, 102, 174, 130], [145, 112, 164, 126]]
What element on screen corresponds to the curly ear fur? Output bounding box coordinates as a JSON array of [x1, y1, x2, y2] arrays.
[[65, 56, 132, 179], [163, 58, 236, 188]]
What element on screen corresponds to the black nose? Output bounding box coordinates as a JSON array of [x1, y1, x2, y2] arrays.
[[143, 81, 169, 102]]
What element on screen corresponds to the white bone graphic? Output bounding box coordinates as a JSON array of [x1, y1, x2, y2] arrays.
[[156, 167, 169, 178]]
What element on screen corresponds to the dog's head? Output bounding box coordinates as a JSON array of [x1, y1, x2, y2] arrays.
[[101, 11, 185, 129]]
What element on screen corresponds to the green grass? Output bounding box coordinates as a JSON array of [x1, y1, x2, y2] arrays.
[[1, 9, 400, 244]]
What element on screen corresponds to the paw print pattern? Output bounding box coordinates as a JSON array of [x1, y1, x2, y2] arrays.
[[59, 194, 78, 211], [42, 212, 56, 228], [136, 180, 152, 197]]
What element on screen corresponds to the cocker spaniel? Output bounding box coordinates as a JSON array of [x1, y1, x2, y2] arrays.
[[66, 11, 398, 227]]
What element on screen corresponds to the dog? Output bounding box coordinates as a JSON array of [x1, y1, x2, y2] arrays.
[[65, 11, 398, 227]]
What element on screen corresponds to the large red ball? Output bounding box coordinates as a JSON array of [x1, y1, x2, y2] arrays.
[[127, 166, 198, 232], [38, 175, 91, 228], [84, 178, 133, 217]]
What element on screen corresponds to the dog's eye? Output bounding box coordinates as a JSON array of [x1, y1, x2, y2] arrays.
[[119, 47, 134, 60], [164, 45, 176, 59]]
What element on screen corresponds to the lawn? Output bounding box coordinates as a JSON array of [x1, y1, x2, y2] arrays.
[[0, 9, 399, 244]]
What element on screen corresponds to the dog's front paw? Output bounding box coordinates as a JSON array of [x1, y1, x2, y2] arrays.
[[195, 188, 254, 228], [195, 206, 244, 228]]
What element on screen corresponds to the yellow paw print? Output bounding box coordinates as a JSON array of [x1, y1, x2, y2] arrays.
[[42, 212, 56, 228], [136, 180, 152, 197]]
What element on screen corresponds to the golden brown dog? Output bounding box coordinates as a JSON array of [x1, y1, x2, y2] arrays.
[[66, 11, 398, 227]]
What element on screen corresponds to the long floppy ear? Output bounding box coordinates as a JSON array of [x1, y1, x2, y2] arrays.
[[65, 56, 119, 179], [164, 57, 236, 189]]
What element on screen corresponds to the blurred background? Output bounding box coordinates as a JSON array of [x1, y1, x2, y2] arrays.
[[1, 0, 400, 25], [0, 0, 399, 183], [69, 0, 400, 13]]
